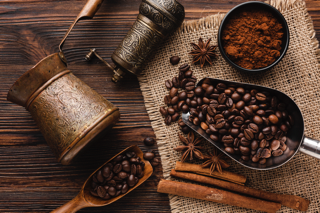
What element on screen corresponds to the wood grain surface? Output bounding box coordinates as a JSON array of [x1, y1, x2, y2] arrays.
[[1, 0, 320, 212]]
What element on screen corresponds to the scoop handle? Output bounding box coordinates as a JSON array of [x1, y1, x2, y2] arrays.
[[50, 193, 89, 213], [300, 136, 320, 159]]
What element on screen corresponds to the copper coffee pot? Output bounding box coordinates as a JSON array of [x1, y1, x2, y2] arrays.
[[85, 0, 185, 82], [7, 0, 120, 165]]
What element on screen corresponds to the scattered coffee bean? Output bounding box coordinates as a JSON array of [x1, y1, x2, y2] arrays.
[[170, 56, 180, 65], [144, 137, 155, 146]]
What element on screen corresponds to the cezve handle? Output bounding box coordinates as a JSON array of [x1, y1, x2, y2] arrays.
[[300, 136, 320, 159], [59, 0, 104, 57], [50, 193, 89, 213]]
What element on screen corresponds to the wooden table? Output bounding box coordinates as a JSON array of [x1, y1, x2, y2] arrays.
[[1, 0, 319, 212]]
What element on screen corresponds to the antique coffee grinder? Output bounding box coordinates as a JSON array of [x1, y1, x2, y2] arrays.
[[85, 0, 185, 82]]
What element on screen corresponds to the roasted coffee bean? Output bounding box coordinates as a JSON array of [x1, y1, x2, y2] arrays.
[[107, 180, 116, 187], [240, 137, 251, 146], [280, 124, 289, 132], [270, 125, 278, 135], [159, 107, 168, 117], [256, 109, 265, 116], [121, 184, 129, 194], [251, 140, 259, 150], [206, 85, 214, 95], [170, 56, 180, 65], [253, 115, 263, 125], [177, 100, 185, 110], [216, 83, 227, 92], [131, 164, 137, 175], [210, 134, 219, 142], [143, 137, 155, 146], [179, 63, 190, 72], [172, 77, 180, 88], [185, 82, 195, 91], [222, 135, 234, 144], [97, 186, 107, 198], [164, 95, 171, 105], [180, 78, 188, 88], [113, 164, 122, 174], [234, 116, 244, 125], [193, 117, 200, 125], [248, 123, 259, 133], [172, 112, 180, 122], [143, 152, 155, 161], [244, 106, 253, 116], [244, 129, 254, 140], [169, 87, 178, 98], [185, 70, 193, 78], [256, 93, 266, 101], [178, 91, 187, 100], [171, 96, 179, 105], [165, 115, 172, 125], [177, 72, 184, 81], [127, 175, 136, 187], [182, 104, 189, 113], [151, 158, 160, 167], [268, 114, 279, 124], [239, 146, 250, 155], [231, 92, 241, 102], [272, 149, 283, 156], [242, 93, 252, 102], [260, 148, 271, 158], [102, 166, 111, 178], [270, 140, 280, 150], [207, 105, 216, 116], [96, 170, 104, 183], [225, 147, 235, 154], [218, 93, 227, 104], [215, 119, 226, 129], [259, 139, 267, 148], [165, 80, 173, 89], [235, 100, 245, 110], [239, 110, 248, 119], [167, 107, 175, 115]]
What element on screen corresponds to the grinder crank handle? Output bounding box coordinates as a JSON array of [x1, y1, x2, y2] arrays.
[[299, 136, 320, 159], [58, 0, 104, 62]]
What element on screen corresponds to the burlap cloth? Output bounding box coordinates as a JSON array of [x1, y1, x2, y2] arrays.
[[137, 0, 320, 212]]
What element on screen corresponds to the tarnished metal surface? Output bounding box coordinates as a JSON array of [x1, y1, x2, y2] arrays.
[[7, 53, 120, 165], [111, 0, 185, 78]]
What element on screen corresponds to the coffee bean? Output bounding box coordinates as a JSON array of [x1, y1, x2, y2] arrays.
[[180, 78, 188, 88], [270, 140, 280, 150], [179, 63, 190, 72], [193, 117, 200, 125], [97, 185, 107, 198], [182, 104, 189, 113], [178, 71, 184, 80], [234, 116, 244, 125], [164, 95, 171, 105], [260, 148, 271, 158], [121, 184, 129, 194], [113, 164, 122, 174], [268, 114, 279, 124], [251, 140, 259, 150], [159, 107, 168, 117], [256, 93, 266, 101], [217, 83, 227, 92], [222, 135, 234, 144], [185, 82, 195, 91], [165, 80, 173, 89], [225, 147, 235, 154], [185, 70, 193, 78], [239, 146, 250, 155], [143, 152, 155, 161], [244, 106, 253, 116], [131, 164, 137, 175], [151, 158, 160, 167], [271, 125, 278, 136], [280, 124, 289, 132], [244, 129, 254, 140], [242, 93, 252, 102], [165, 115, 172, 125], [272, 149, 283, 156], [240, 137, 251, 146], [172, 112, 180, 122], [169, 87, 178, 98], [171, 96, 179, 105], [170, 56, 180, 65], [231, 92, 242, 101], [167, 107, 175, 115], [253, 115, 263, 125], [218, 93, 227, 104]]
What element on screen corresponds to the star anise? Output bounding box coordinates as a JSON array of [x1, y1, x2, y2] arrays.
[[189, 37, 217, 68], [201, 147, 230, 174], [174, 131, 204, 162]]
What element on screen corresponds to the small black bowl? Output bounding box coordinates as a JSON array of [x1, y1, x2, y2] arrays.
[[218, 1, 290, 72]]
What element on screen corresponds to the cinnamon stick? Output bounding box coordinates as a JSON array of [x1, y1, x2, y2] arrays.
[[175, 161, 246, 184], [170, 169, 310, 211], [157, 179, 281, 213]]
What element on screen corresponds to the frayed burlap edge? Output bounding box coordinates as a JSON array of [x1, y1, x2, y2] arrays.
[[137, 0, 320, 212]]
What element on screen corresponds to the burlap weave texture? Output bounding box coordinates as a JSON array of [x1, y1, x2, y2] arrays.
[[138, 0, 320, 212]]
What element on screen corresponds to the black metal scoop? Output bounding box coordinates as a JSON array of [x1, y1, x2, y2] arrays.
[[182, 78, 320, 170]]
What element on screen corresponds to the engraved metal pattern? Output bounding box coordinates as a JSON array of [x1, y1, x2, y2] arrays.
[[29, 72, 114, 158], [113, 18, 163, 69], [112, 0, 185, 74]]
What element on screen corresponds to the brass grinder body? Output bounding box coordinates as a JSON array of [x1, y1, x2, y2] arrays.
[[110, 0, 185, 82]]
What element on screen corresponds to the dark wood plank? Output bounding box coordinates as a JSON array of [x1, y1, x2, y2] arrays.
[[1, 0, 320, 212]]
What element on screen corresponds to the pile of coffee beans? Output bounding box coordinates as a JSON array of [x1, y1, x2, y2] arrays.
[[160, 61, 197, 133], [90, 151, 145, 199], [186, 78, 293, 164]]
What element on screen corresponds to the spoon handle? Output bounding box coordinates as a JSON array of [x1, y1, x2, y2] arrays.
[[51, 193, 89, 213]]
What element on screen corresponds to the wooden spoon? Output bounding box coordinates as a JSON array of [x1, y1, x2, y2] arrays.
[[51, 145, 153, 213]]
